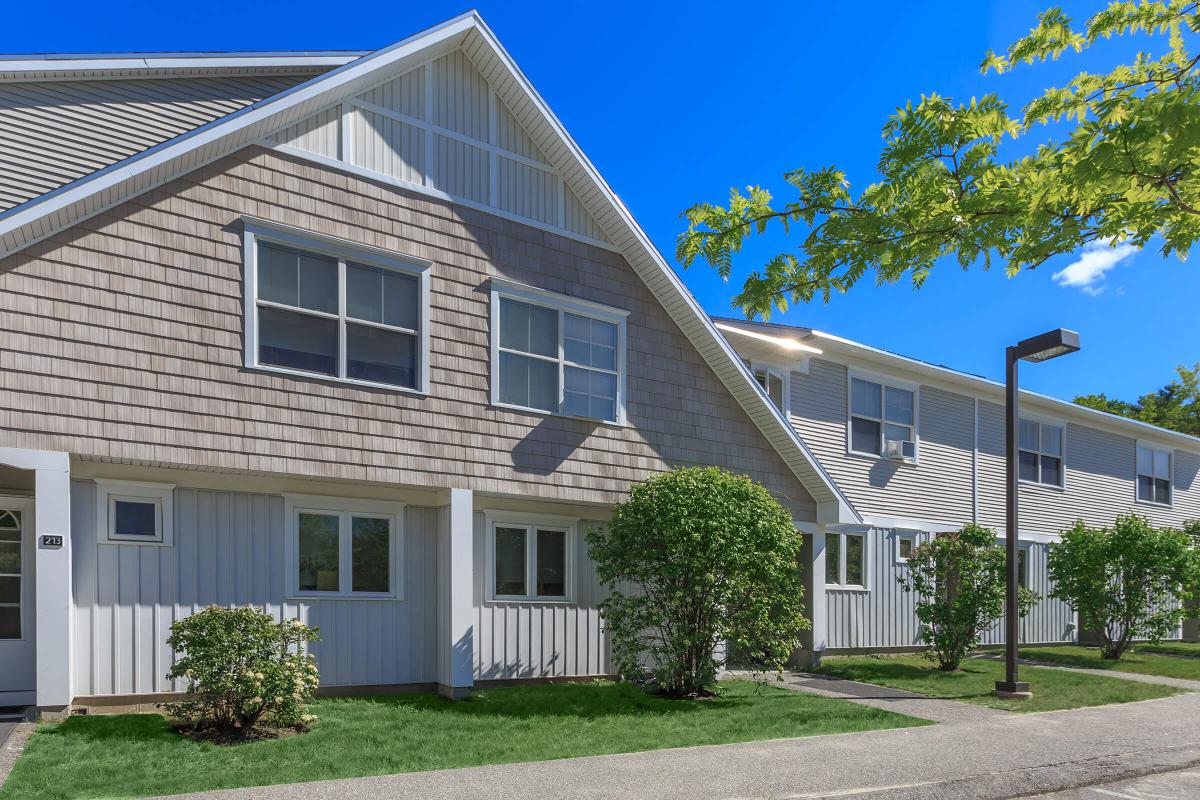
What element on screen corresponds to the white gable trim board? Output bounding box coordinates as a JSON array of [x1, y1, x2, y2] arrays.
[[0, 11, 856, 525]]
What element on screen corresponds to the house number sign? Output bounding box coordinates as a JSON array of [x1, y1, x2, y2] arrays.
[[41, 535, 63, 547]]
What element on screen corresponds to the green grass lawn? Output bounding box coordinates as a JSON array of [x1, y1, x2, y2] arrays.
[[1020, 645, 1200, 681], [1135, 641, 1200, 658], [813, 654, 1180, 713], [0, 680, 925, 800]]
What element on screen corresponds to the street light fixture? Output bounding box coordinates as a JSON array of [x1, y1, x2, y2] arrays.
[[995, 328, 1080, 699]]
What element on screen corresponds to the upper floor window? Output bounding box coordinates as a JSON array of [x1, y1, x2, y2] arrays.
[[1019, 419, 1064, 487], [849, 376, 916, 460], [752, 364, 788, 414], [1136, 443, 1172, 505], [490, 280, 628, 424], [243, 221, 430, 392]]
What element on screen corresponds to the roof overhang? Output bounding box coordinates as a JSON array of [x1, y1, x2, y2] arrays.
[[0, 12, 860, 524], [0, 52, 367, 82]]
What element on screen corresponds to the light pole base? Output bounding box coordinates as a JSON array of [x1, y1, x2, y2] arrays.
[[994, 680, 1032, 699]]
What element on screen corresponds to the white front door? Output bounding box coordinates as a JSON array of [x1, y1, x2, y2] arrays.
[[0, 500, 35, 705]]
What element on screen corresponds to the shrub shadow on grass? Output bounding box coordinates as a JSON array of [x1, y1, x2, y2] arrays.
[[322, 682, 749, 721], [40, 714, 179, 745]]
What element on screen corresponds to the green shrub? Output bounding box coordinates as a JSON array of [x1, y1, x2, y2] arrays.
[[164, 605, 321, 736], [1048, 515, 1197, 659], [587, 467, 807, 698], [897, 524, 1038, 671]]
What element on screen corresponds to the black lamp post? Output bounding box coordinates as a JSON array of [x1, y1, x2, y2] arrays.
[[994, 328, 1080, 699]]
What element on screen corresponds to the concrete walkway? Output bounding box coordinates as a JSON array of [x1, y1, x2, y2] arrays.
[[972, 653, 1200, 692], [154, 691, 1200, 800], [748, 670, 1008, 724]]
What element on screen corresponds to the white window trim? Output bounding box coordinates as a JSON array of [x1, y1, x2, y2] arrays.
[[283, 493, 405, 600], [1018, 414, 1067, 490], [242, 218, 432, 394], [846, 368, 920, 463], [750, 361, 791, 417], [94, 479, 174, 546], [483, 510, 578, 603], [825, 528, 870, 591], [1134, 440, 1174, 508], [488, 277, 629, 425], [894, 530, 919, 564]]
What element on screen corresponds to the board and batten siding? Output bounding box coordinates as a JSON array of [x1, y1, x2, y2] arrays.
[[826, 528, 1074, 650], [0, 146, 816, 521], [977, 401, 1200, 535], [789, 360, 975, 524], [71, 480, 439, 697], [472, 513, 610, 680], [979, 541, 1077, 647], [271, 48, 607, 245]]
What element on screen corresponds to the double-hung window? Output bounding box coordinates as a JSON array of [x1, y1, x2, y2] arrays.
[[244, 221, 430, 391], [825, 530, 866, 588], [1136, 443, 1172, 505], [285, 496, 402, 599], [1018, 419, 1064, 487], [849, 376, 916, 460], [490, 280, 628, 424], [487, 515, 574, 601]]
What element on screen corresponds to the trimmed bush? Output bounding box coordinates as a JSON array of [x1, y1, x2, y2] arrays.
[[164, 605, 320, 737], [1048, 515, 1197, 659], [898, 524, 1038, 671], [587, 466, 807, 698]]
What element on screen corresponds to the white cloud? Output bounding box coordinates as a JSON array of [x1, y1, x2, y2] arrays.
[[1052, 239, 1137, 296]]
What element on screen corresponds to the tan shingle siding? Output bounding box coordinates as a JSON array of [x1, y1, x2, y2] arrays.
[[0, 146, 815, 516]]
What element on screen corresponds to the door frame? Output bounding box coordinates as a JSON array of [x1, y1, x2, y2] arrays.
[[0, 494, 36, 705]]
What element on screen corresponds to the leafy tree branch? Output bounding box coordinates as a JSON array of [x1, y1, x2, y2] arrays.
[[679, 1, 1200, 317]]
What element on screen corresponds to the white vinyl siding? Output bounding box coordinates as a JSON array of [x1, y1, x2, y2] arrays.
[[473, 512, 610, 680], [71, 483, 440, 695]]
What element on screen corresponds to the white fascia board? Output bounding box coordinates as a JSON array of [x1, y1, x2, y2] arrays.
[[0, 53, 365, 75], [811, 330, 1200, 453]]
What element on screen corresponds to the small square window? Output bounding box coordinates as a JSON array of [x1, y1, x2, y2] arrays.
[[96, 480, 173, 546], [897, 534, 916, 562]]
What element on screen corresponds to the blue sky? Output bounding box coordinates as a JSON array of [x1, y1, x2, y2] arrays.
[[6, 1, 1197, 402]]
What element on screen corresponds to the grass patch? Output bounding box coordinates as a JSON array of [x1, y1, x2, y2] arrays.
[[1020, 645, 1200, 681], [813, 654, 1179, 713], [0, 680, 924, 800], [1136, 641, 1200, 659]]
